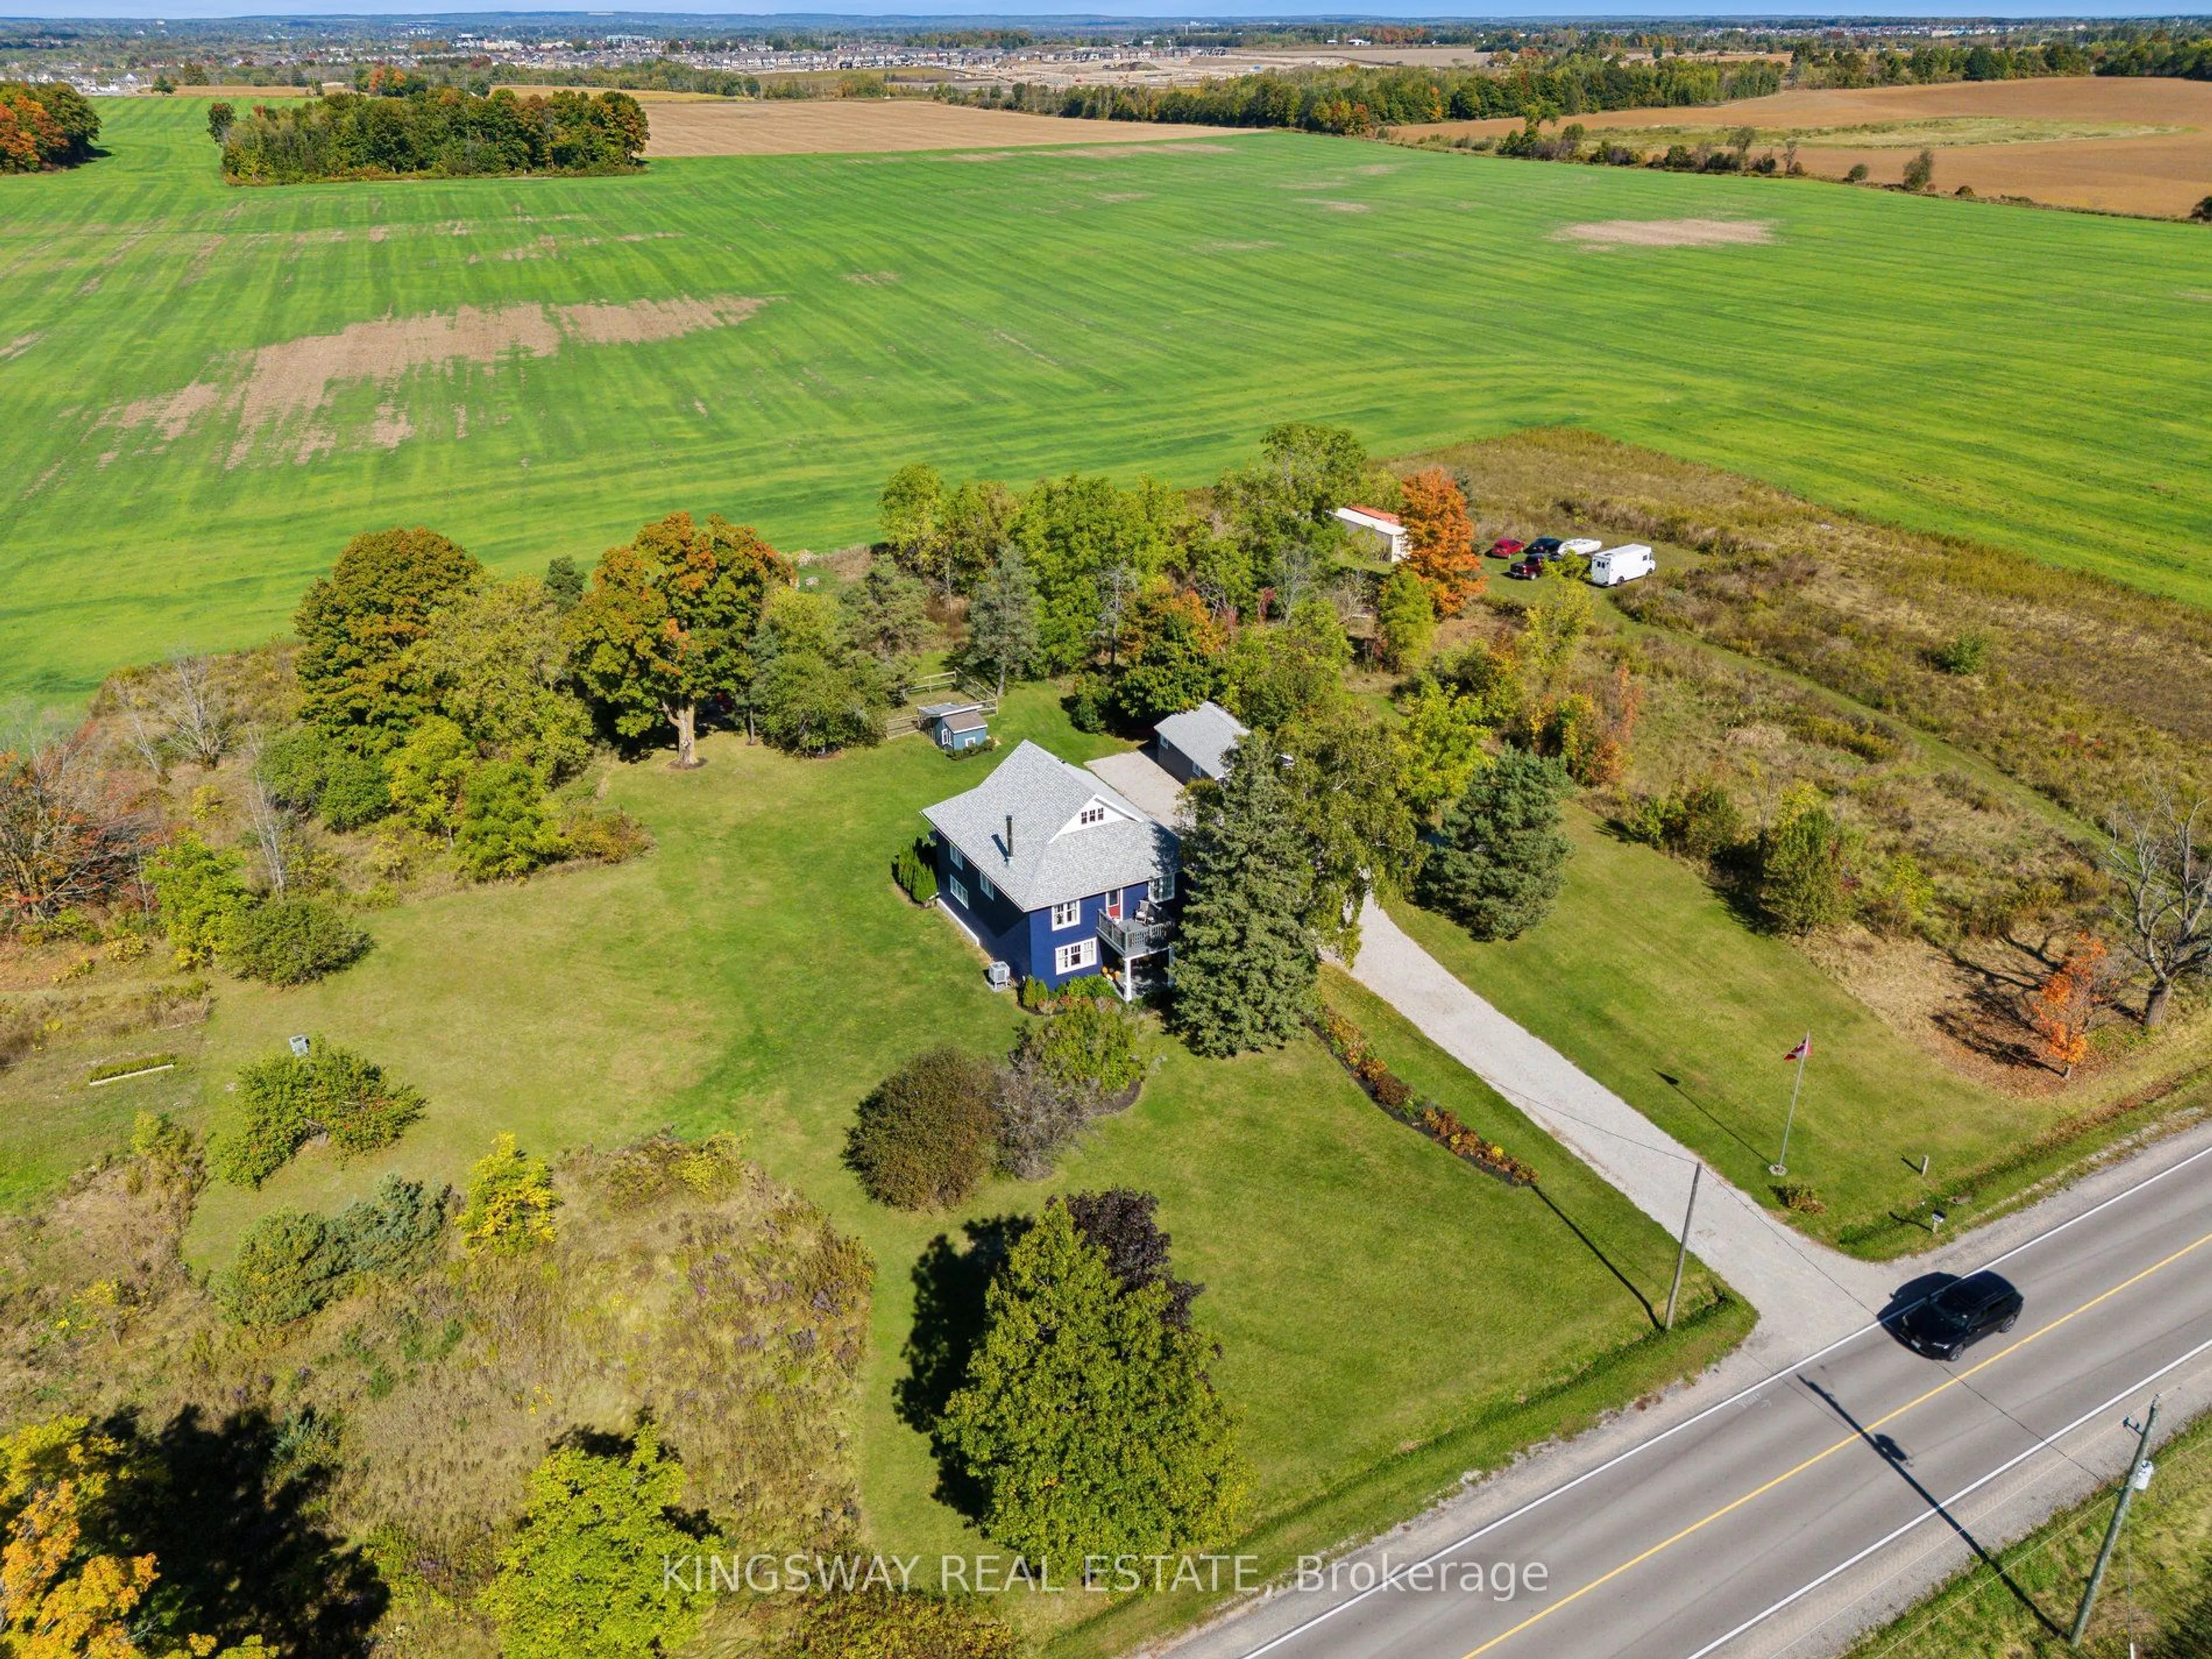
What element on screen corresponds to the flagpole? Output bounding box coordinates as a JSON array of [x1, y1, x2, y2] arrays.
[[1772, 1033, 1809, 1177]]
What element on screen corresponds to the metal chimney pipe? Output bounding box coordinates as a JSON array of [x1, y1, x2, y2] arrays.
[[1005, 813, 1015, 856]]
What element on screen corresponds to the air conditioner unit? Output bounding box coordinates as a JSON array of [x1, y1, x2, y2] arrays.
[[986, 961, 1012, 990]]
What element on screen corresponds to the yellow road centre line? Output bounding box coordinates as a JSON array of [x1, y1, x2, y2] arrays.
[[1458, 1226, 2212, 1658]]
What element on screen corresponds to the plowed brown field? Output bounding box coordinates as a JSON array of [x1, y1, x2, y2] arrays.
[[1400, 77, 2212, 217], [639, 97, 1236, 157]]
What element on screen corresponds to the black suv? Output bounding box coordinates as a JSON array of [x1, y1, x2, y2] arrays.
[[1525, 536, 1565, 560], [1896, 1271, 2024, 1361]]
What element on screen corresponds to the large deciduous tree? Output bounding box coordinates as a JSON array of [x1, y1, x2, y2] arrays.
[[1394, 679, 1491, 821], [293, 528, 482, 749], [2103, 791, 2212, 1028], [0, 734, 150, 926], [1400, 469, 1482, 617], [1418, 748, 1573, 941], [878, 463, 948, 588], [1011, 474, 1181, 673], [406, 577, 592, 782], [1218, 596, 1353, 730], [1171, 733, 1320, 1055], [937, 1202, 1245, 1576], [751, 587, 889, 756], [566, 512, 788, 768], [1274, 702, 1420, 955], [1110, 586, 1224, 726]]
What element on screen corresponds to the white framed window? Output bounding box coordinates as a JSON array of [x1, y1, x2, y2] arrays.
[[947, 843, 964, 870], [1078, 804, 1106, 825], [1149, 870, 1176, 903], [979, 873, 996, 900], [948, 876, 969, 908], [1051, 898, 1082, 930], [1054, 938, 1098, 976]]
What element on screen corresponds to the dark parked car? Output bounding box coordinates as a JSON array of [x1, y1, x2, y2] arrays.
[[1487, 537, 1525, 560], [1505, 555, 1545, 581], [1525, 536, 1565, 560], [1896, 1271, 2023, 1361]]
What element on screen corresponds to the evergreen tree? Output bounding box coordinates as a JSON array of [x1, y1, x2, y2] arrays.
[[480, 1424, 707, 1659], [937, 1202, 1246, 1575], [1417, 749, 1573, 941], [840, 562, 933, 669], [293, 528, 481, 749], [1760, 803, 1851, 936], [964, 544, 1041, 700], [543, 555, 585, 612], [1171, 734, 1319, 1055]]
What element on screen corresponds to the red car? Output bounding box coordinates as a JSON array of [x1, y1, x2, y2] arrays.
[[1487, 538, 1525, 560]]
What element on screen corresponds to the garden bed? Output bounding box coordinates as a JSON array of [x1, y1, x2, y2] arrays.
[[1315, 1007, 1538, 1187]]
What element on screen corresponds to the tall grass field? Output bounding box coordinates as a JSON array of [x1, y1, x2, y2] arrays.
[[2, 96, 2208, 699]]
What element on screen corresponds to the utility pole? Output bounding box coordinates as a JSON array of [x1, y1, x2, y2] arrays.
[[1772, 1033, 1811, 1177], [2070, 1394, 2161, 1647], [1664, 1164, 1703, 1332]]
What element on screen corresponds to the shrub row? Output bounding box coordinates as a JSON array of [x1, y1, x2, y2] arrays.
[[1315, 1007, 1539, 1187], [1016, 971, 1120, 1014], [893, 838, 938, 905]]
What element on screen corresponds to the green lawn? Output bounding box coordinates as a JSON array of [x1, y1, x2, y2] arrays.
[[5, 99, 2211, 703], [146, 690, 1736, 1638], [1391, 811, 2212, 1255]]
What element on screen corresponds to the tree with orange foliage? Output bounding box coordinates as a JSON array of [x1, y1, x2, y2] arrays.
[[1, 1416, 266, 1659], [2028, 936, 2107, 1080], [1399, 470, 1482, 618]]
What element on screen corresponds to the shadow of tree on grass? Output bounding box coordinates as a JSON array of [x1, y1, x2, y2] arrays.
[[115, 1404, 388, 1657], [894, 1215, 1030, 1522]]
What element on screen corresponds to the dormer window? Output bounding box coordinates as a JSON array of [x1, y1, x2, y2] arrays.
[[1078, 804, 1106, 826]]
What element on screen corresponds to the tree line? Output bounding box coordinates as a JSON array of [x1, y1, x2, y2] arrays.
[[0, 80, 99, 171], [940, 55, 1784, 135], [207, 86, 647, 184], [1794, 33, 2211, 88]]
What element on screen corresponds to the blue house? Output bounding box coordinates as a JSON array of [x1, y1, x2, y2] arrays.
[[917, 700, 991, 754], [921, 740, 1179, 999]]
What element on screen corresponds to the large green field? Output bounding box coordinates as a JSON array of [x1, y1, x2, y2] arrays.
[[2, 97, 2209, 702]]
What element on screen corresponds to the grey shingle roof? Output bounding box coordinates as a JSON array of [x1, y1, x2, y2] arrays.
[[922, 740, 1178, 914], [1154, 700, 1249, 781]]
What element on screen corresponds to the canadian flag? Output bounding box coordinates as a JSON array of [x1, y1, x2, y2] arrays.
[[1784, 1035, 1812, 1062]]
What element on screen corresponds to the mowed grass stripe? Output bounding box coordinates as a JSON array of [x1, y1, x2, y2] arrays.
[[2, 101, 2208, 697]]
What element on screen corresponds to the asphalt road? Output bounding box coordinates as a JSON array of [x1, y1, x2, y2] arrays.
[[1214, 1144, 2212, 1659]]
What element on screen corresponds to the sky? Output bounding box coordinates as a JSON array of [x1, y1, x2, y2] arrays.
[[20, 3, 2208, 18]]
